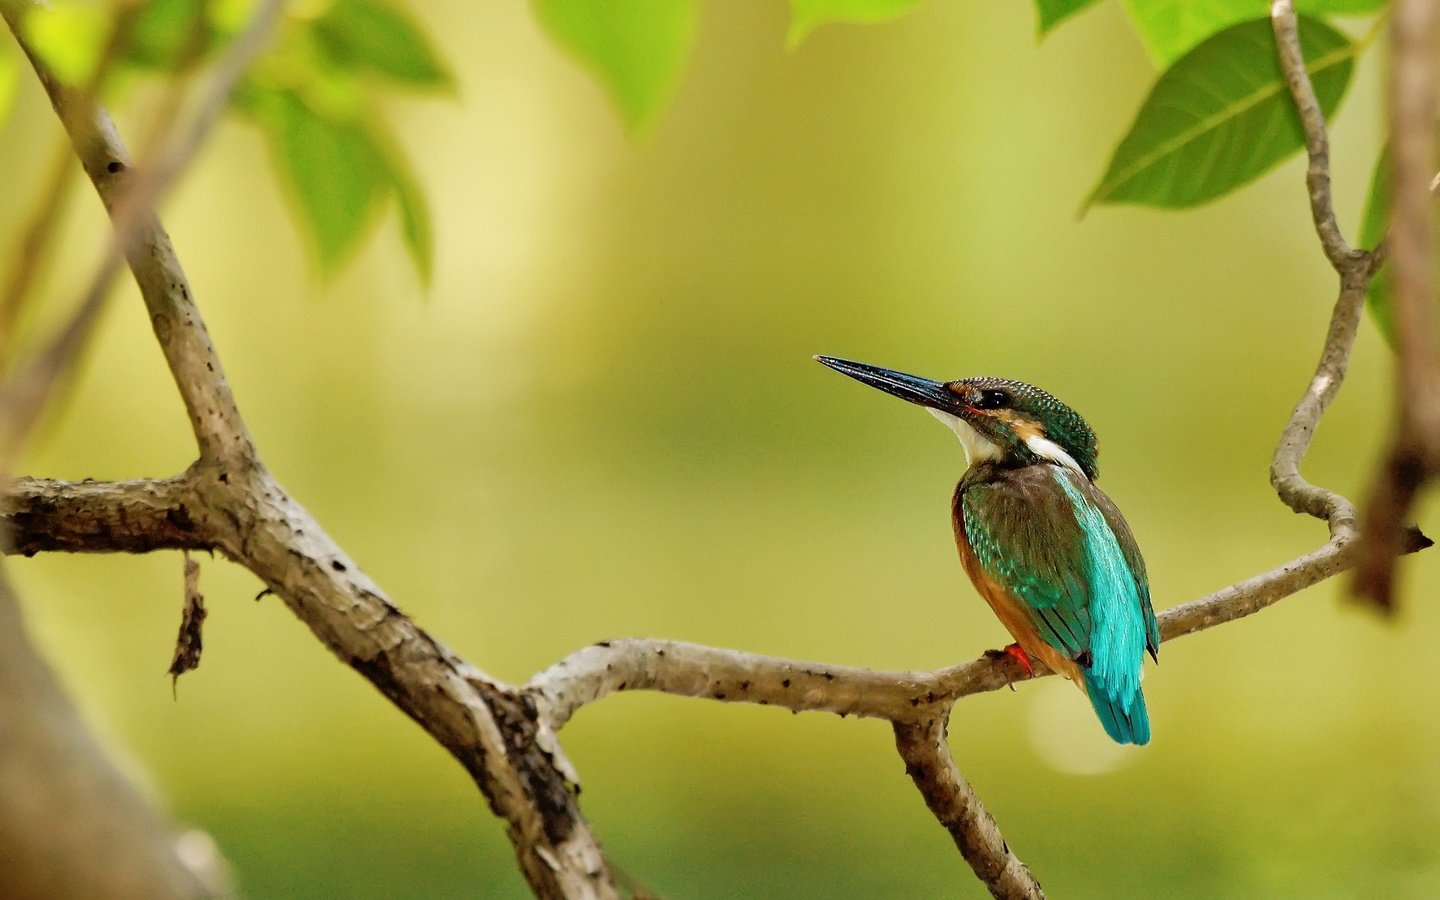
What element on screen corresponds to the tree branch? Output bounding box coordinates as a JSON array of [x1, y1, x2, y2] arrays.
[[2, 13, 618, 898], [894, 715, 1043, 900], [0, 2, 1428, 898], [1, 6, 259, 470], [1271, 1, 1360, 271], [1, 476, 207, 556], [1353, 0, 1440, 610], [0, 567, 217, 899]]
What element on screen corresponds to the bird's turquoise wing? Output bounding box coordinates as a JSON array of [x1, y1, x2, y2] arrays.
[[960, 465, 1151, 743], [1092, 488, 1160, 660]]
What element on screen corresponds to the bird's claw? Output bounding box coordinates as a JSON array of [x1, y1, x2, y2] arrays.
[[984, 643, 1034, 679]]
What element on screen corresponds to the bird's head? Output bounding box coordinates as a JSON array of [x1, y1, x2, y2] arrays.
[[816, 356, 1099, 479]]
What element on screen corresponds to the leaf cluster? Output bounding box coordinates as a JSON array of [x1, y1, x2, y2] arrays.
[[529, 0, 1404, 341], [0, 0, 1414, 336], [4, 0, 447, 284]]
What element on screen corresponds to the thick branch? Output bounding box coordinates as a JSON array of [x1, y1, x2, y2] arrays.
[[0, 567, 216, 899], [894, 715, 1043, 900], [1353, 0, 1440, 609], [1, 476, 207, 556], [7, 475, 1423, 720], [3, 16, 618, 898]]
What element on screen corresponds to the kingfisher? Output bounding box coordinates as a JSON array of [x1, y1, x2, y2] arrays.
[[816, 356, 1159, 745]]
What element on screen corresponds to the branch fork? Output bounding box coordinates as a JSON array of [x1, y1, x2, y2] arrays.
[[0, 3, 1430, 899]]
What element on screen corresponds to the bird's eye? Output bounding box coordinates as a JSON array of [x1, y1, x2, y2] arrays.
[[974, 389, 1008, 410]]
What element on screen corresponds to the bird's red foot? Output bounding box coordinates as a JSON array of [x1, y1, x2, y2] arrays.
[[984, 643, 1034, 677]]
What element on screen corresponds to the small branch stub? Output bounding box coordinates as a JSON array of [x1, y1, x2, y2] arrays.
[[168, 552, 206, 694]]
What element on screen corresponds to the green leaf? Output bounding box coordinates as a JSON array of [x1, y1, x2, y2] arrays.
[[377, 144, 434, 286], [249, 87, 389, 271], [1036, 0, 1103, 37], [313, 0, 450, 87], [1122, 0, 1386, 66], [787, 0, 926, 47], [1303, 0, 1390, 10], [1086, 17, 1355, 211], [531, 0, 698, 130], [126, 0, 213, 71], [1359, 148, 1396, 346], [19, 2, 108, 85], [0, 49, 18, 131]]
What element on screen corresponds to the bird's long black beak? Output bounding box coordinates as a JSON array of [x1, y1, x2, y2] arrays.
[[814, 356, 956, 412]]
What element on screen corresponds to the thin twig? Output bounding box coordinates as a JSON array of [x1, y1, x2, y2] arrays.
[[1271, 1, 1362, 271], [0, 1, 143, 357], [0, 0, 284, 469], [0, 138, 76, 356], [1, 14, 259, 468]]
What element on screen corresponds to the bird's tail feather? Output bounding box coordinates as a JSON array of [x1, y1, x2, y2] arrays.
[[1083, 672, 1150, 745]]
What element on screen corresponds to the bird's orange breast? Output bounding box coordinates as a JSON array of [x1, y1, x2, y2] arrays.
[[952, 518, 1085, 690]]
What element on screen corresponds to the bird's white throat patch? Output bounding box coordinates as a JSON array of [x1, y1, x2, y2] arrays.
[[928, 409, 1088, 477], [928, 409, 1002, 468], [1023, 434, 1086, 477]]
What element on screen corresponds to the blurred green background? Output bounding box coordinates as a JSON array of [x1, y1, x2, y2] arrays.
[[5, 1, 1438, 896]]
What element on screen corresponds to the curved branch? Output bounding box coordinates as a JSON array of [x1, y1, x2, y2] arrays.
[[1271, 1, 1361, 271], [524, 523, 1427, 728]]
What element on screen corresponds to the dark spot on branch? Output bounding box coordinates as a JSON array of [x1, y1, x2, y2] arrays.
[[713, 692, 726, 699], [254, 588, 272, 601], [217, 472, 228, 484], [782, 679, 791, 688], [740, 680, 750, 691], [166, 503, 195, 532], [106, 160, 123, 173], [482, 690, 582, 847], [331, 559, 347, 572], [596, 640, 611, 648]]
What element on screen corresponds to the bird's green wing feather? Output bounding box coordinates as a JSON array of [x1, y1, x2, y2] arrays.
[[960, 466, 1095, 657], [960, 465, 1153, 743]]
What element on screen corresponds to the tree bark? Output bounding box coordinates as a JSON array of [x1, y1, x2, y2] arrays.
[[0, 568, 216, 899]]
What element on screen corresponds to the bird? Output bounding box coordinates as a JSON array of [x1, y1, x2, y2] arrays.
[[815, 355, 1159, 745]]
